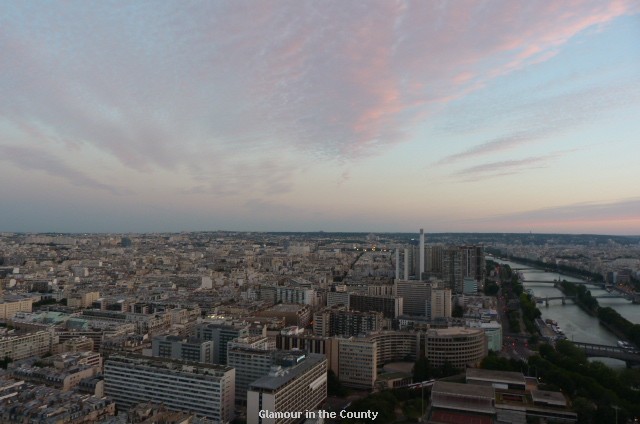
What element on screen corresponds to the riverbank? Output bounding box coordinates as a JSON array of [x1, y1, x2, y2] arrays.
[[490, 256, 625, 347], [554, 279, 640, 347], [488, 251, 603, 282], [554, 282, 598, 318]]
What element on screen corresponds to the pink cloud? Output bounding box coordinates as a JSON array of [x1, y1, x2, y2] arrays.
[[0, 0, 637, 191]]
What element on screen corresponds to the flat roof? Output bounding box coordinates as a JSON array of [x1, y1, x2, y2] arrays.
[[530, 389, 567, 407], [432, 381, 495, 399], [427, 327, 484, 336], [466, 368, 525, 385], [249, 353, 325, 391]]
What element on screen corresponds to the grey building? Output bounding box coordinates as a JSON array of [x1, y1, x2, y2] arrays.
[[195, 322, 249, 364], [104, 354, 235, 422], [151, 335, 214, 363]]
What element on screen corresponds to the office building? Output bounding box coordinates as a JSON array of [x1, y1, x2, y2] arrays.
[[275, 286, 317, 306], [430, 288, 452, 320], [196, 322, 249, 364], [247, 353, 327, 424], [104, 354, 235, 422], [464, 277, 478, 295], [443, 245, 485, 293], [395, 280, 433, 316], [313, 306, 383, 337], [151, 335, 214, 364], [424, 327, 487, 369], [276, 329, 339, 374], [337, 337, 377, 389], [326, 290, 350, 308], [348, 294, 402, 319], [337, 331, 420, 389], [228, 347, 274, 404]]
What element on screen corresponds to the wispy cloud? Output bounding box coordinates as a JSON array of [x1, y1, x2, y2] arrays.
[[452, 155, 551, 181], [0, 145, 132, 195], [0, 0, 636, 172], [437, 132, 542, 165], [473, 197, 640, 234]]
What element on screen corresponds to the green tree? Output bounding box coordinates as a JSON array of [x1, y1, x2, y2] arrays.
[[327, 370, 349, 397], [413, 357, 432, 382], [484, 281, 499, 296], [452, 304, 464, 318]]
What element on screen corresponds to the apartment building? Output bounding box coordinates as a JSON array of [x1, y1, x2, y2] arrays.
[[0, 330, 57, 360]]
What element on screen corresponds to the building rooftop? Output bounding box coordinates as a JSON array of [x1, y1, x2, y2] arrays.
[[466, 368, 525, 386], [106, 354, 233, 376], [265, 303, 309, 312], [427, 327, 484, 336], [249, 353, 325, 392], [530, 389, 568, 407], [432, 381, 496, 400]]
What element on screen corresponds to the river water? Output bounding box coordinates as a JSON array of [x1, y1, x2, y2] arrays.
[[492, 257, 640, 367]]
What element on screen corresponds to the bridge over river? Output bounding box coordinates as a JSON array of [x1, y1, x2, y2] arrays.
[[572, 342, 640, 367], [534, 293, 629, 305]]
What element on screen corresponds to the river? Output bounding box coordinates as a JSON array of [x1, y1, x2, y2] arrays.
[[491, 257, 639, 367]]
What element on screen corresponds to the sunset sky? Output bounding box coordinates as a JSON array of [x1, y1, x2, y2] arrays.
[[1, 0, 639, 235]]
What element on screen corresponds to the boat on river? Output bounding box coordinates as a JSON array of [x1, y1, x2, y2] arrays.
[[618, 340, 633, 350]]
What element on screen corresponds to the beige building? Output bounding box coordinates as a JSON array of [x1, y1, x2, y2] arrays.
[[67, 291, 100, 309], [337, 338, 378, 389], [0, 330, 57, 360], [430, 288, 452, 320], [11, 363, 97, 391], [425, 327, 487, 369], [0, 296, 33, 321], [337, 331, 420, 389], [255, 303, 312, 328], [56, 336, 95, 353]]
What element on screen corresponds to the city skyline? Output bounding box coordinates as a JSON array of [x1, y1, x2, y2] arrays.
[[1, 1, 639, 235]]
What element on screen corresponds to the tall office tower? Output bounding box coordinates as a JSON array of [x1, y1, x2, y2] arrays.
[[395, 279, 434, 316], [430, 288, 452, 320], [395, 248, 415, 280], [104, 354, 235, 422], [443, 245, 485, 293], [195, 322, 249, 364], [419, 229, 425, 280], [247, 353, 327, 424], [426, 244, 444, 273], [404, 248, 410, 280], [471, 245, 486, 283], [443, 246, 463, 293]]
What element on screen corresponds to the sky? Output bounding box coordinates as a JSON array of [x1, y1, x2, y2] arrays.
[[1, 0, 639, 235]]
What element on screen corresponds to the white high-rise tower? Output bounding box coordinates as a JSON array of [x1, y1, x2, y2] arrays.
[[419, 228, 425, 281]]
